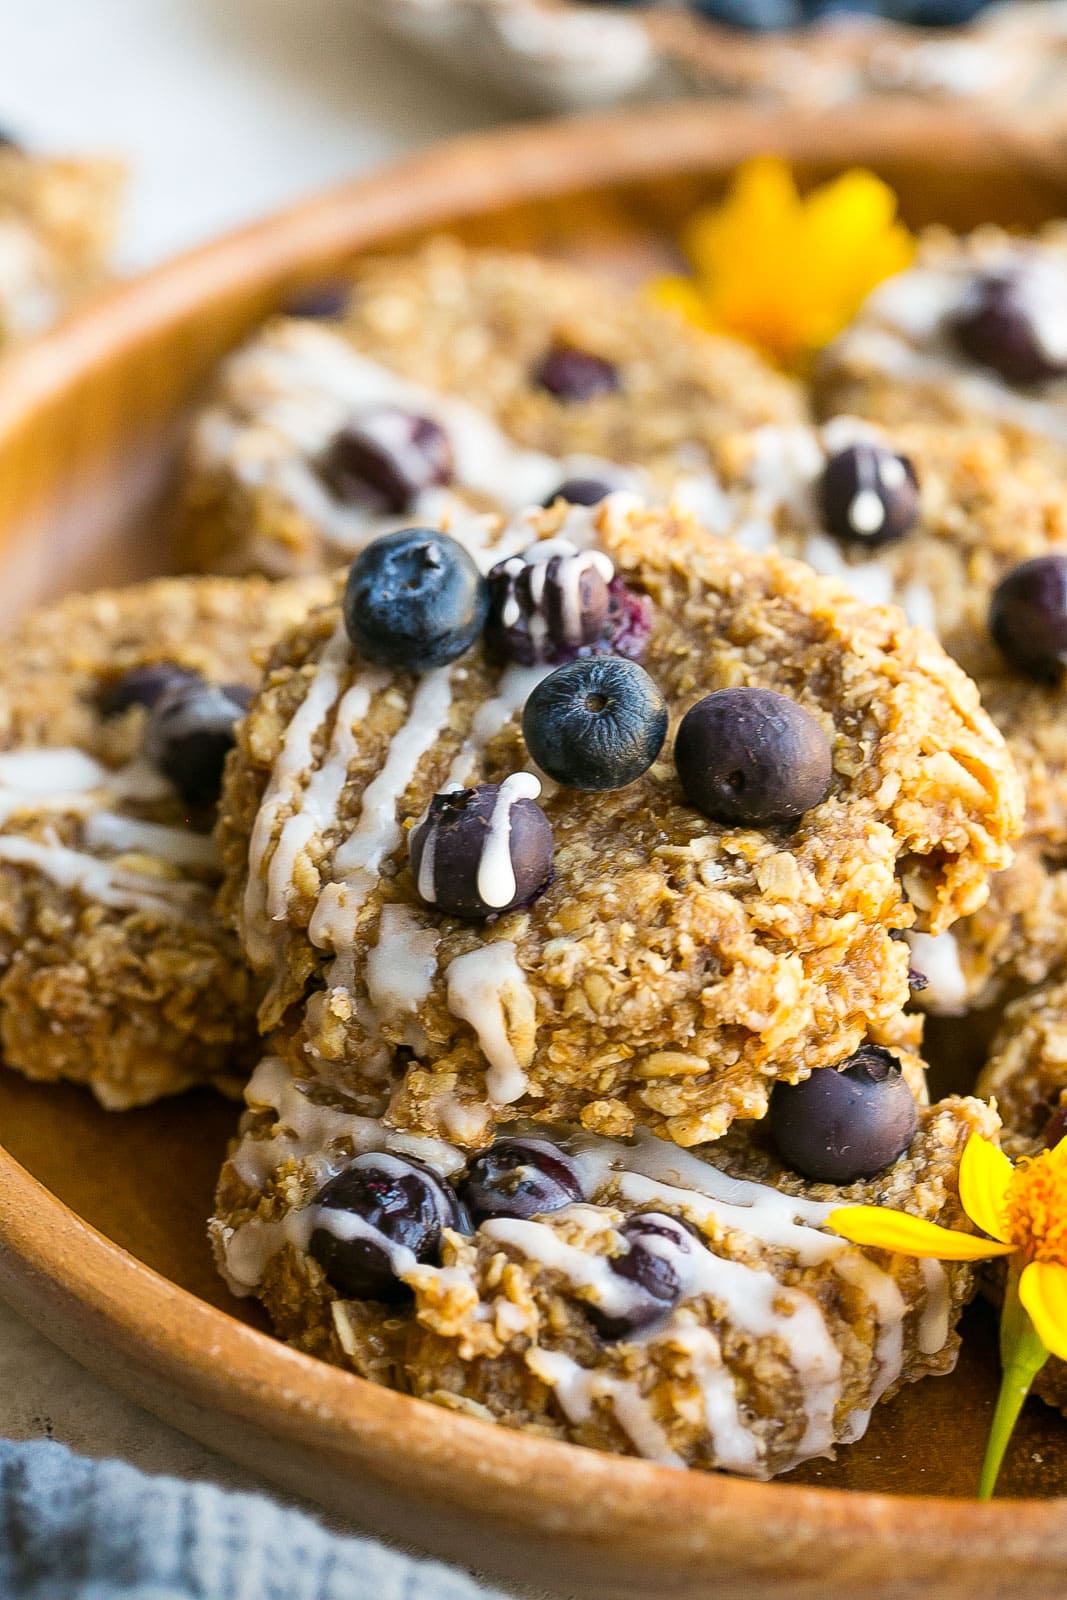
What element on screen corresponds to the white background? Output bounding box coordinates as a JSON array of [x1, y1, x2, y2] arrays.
[[0, 3, 562, 1590]]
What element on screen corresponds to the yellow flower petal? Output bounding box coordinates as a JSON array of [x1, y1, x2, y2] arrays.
[[959, 1134, 1014, 1245], [1019, 1260, 1067, 1363], [827, 1206, 1014, 1260]]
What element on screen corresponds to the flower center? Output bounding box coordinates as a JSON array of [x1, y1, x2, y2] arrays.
[[1005, 1145, 1067, 1264]]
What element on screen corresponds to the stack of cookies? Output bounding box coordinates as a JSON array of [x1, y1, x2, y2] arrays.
[[11, 234, 1067, 1473]]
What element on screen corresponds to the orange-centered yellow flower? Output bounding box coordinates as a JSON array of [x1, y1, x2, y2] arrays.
[[648, 156, 914, 371], [829, 1133, 1067, 1497]]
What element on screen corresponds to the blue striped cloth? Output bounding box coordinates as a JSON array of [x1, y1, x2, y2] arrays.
[[0, 1438, 508, 1600]]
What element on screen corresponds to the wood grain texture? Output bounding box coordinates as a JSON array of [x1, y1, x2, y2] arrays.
[[0, 100, 1066, 1599]]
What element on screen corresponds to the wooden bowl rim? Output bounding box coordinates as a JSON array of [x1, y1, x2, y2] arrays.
[[0, 98, 1066, 1565]]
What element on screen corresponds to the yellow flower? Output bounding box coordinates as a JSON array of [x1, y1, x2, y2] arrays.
[[829, 1134, 1067, 1498], [648, 156, 914, 371]]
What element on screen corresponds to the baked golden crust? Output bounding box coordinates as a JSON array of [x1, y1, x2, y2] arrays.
[[0, 573, 329, 1108], [217, 497, 1020, 1148], [177, 236, 805, 578], [210, 1052, 996, 1478], [715, 417, 1067, 1013], [0, 146, 123, 346]]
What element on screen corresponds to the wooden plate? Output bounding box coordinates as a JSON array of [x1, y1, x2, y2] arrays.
[[1, 101, 1066, 1600]]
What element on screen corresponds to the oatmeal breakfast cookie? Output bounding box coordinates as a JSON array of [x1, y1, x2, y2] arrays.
[[0, 137, 123, 347], [815, 224, 1067, 465], [712, 416, 1067, 1014], [0, 572, 329, 1108], [217, 494, 1020, 1150], [210, 1050, 997, 1478], [178, 237, 804, 578]]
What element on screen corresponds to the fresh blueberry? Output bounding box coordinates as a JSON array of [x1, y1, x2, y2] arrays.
[[143, 679, 253, 807], [534, 345, 620, 403], [319, 410, 453, 515], [990, 554, 1067, 682], [98, 662, 201, 717], [409, 775, 554, 918], [343, 528, 488, 672], [586, 1213, 694, 1340], [308, 1152, 464, 1303], [768, 1045, 918, 1184], [283, 282, 351, 320], [458, 1136, 584, 1223], [819, 443, 920, 546], [674, 687, 832, 827], [522, 657, 668, 792], [542, 476, 616, 508], [690, 0, 805, 28], [950, 268, 1067, 387]]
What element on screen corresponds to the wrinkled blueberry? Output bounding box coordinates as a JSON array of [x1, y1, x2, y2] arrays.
[[343, 528, 488, 671], [768, 1045, 918, 1184], [534, 345, 620, 403], [143, 679, 252, 807], [284, 282, 350, 320], [907, 966, 929, 993], [674, 687, 832, 828], [587, 1213, 694, 1340], [542, 476, 616, 509], [523, 656, 668, 791], [409, 774, 554, 918], [990, 554, 1067, 682], [486, 542, 652, 669], [98, 662, 201, 717], [819, 443, 920, 546], [459, 1136, 584, 1223], [951, 268, 1067, 386], [308, 1152, 464, 1302], [319, 410, 453, 515]]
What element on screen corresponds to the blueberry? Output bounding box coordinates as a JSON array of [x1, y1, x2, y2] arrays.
[[143, 679, 253, 807], [690, 0, 805, 28], [409, 774, 554, 918], [818, 444, 920, 547], [907, 966, 929, 993], [768, 1044, 918, 1184], [542, 477, 616, 509], [343, 528, 488, 672], [534, 345, 620, 403], [486, 542, 613, 666], [459, 1136, 584, 1223], [990, 554, 1067, 682], [98, 662, 201, 717], [284, 282, 350, 320], [522, 657, 668, 792], [319, 410, 453, 514], [950, 268, 1067, 387], [674, 687, 832, 828], [587, 1213, 694, 1340], [308, 1152, 464, 1303]]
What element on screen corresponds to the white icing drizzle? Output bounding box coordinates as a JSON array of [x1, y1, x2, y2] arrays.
[[243, 619, 354, 965], [365, 903, 440, 1039], [666, 1324, 758, 1474], [918, 1258, 951, 1355], [445, 941, 535, 1105], [82, 812, 219, 871], [0, 833, 212, 919], [477, 772, 542, 910], [527, 1348, 683, 1469], [195, 322, 657, 562], [906, 929, 969, 1015], [310, 667, 454, 954]]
